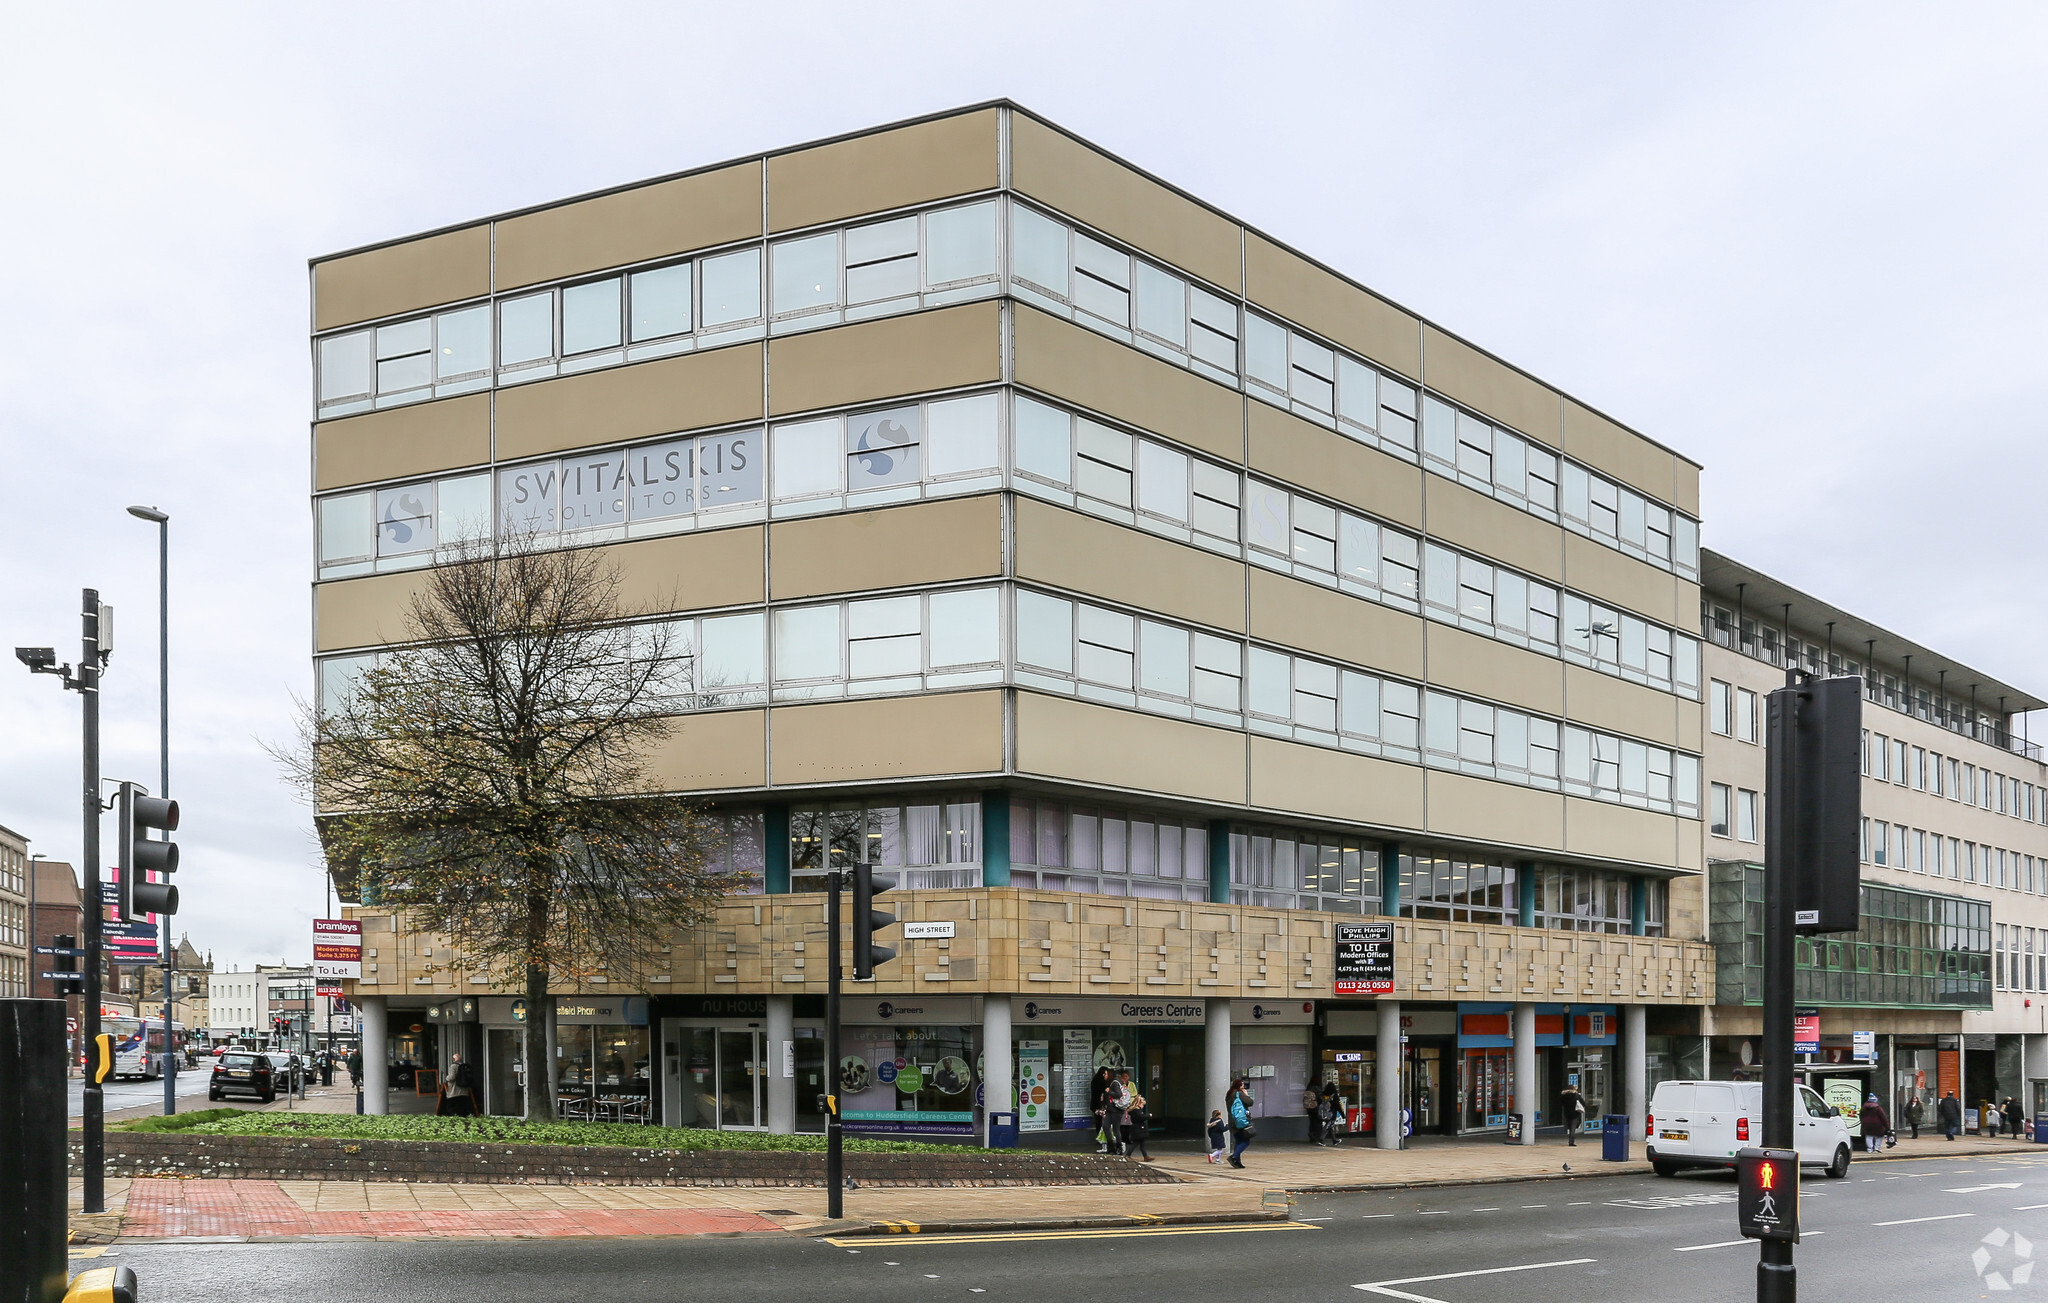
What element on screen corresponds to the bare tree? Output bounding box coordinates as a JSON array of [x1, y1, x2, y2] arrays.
[[281, 530, 744, 1123]]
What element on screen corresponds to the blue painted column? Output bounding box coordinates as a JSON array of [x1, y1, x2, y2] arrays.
[[982, 792, 1011, 887], [763, 804, 791, 894], [1207, 820, 1232, 903], [1630, 877, 1649, 936], [1518, 862, 1538, 929], [1381, 843, 1403, 918]]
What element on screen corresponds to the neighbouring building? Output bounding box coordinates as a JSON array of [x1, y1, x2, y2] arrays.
[[1700, 554, 2048, 1130], [318, 102, 1797, 1146], [0, 824, 29, 998]]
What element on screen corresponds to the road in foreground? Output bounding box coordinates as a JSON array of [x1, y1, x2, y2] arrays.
[[81, 1153, 2048, 1302], [67, 1075, 213, 1118]]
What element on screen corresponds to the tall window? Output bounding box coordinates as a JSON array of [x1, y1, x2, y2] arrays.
[[1710, 784, 1732, 838]]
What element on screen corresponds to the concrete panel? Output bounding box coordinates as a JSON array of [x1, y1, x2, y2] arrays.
[[496, 163, 763, 291], [1246, 402, 1422, 531], [314, 393, 491, 491], [1565, 797, 1680, 869], [1420, 326, 1561, 445], [315, 570, 435, 652], [1426, 771, 1565, 850], [770, 495, 1002, 600], [1676, 826, 1705, 872], [1010, 114, 1243, 291], [1248, 735, 1424, 830], [1671, 458, 1700, 518], [1562, 400, 1677, 510], [1016, 691, 1247, 806], [611, 524, 766, 614], [1427, 625, 1565, 718], [772, 690, 1004, 785], [1564, 534, 1679, 627], [769, 109, 1000, 233], [1246, 234, 1420, 379], [1248, 569, 1424, 682], [494, 344, 764, 462], [1014, 306, 1243, 462], [768, 302, 1000, 416], [1015, 497, 1246, 633], [641, 709, 767, 791], [1564, 665, 1680, 748], [314, 225, 491, 331], [1423, 476, 1564, 583]]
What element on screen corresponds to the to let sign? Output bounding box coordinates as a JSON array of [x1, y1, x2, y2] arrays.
[[1334, 922, 1394, 996], [313, 918, 363, 979]]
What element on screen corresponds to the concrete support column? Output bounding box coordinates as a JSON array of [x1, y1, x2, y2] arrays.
[[1207, 821, 1232, 904], [983, 996, 1013, 1146], [1376, 999, 1402, 1150], [359, 996, 387, 1115], [982, 793, 1011, 887], [1206, 998, 1233, 1122], [1515, 1003, 1537, 1145], [765, 995, 795, 1134], [1625, 1004, 1649, 1147]]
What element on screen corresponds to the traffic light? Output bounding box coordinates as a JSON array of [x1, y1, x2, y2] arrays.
[[1788, 676, 1863, 934], [1736, 1146, 1800, 1242], [850, 865, 897, 980], [117, 780, 180, 922], [51, 932, 82, 994]]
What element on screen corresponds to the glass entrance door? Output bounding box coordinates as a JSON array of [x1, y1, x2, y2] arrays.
[[485, 1028, 525, 1117], [717, 1029, 765, 1129], [795, 1036, 827, 1132]]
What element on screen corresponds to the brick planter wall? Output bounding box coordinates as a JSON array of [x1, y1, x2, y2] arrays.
[[72, 1133, 1180, 1187]]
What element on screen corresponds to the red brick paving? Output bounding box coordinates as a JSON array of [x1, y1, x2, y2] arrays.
[[121, 1179, 777, 1240]]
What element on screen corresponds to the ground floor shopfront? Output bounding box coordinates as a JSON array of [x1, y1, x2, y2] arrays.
[[354, 990, 1700, 1147]]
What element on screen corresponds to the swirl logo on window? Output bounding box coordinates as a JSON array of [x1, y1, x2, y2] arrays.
[[381, 492, 430, 545], [855, 420, 913, 474], [848, 409, 920, 488]]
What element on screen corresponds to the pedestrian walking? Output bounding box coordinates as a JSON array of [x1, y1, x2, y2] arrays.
[[1302, 1082, 1324, 1144], [1903, 1095, 1922, 1141], [2004, 1097, 2026, 1141], [1227, 1079, 1256, 1168], [1938, 1091, 1962, 1141], [346, 1047, 363, 1090], [1206, 1109, 1229, 1163], [1090, 1067, 1114, 1154], [1123, 1088, 1152, 1160], [1559, 1083, 1588, 1146], [1321, 1080, 1344, 1145], [440, 1053, 478, 1117], [1858, 1095, 1889, 1154], [1105, 1069, 1133, 1157]]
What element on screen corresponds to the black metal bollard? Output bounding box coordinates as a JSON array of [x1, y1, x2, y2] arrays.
[[1, 999, 68, 1303]]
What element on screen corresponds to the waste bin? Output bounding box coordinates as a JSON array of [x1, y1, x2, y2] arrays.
[[1601, 1115, 1630, 1161], [2035, 1114, 2048, 1143], [987, 1111, 1019, 1149]]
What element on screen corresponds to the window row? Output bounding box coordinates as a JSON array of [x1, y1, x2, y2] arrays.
[[1005, 798, 1211, 901], [1707, 784, 1761, 843], [1860, 819, 2048, 897], [791, 799, 984, 892], [1705, 603, 2039, 763], [1995, 924, 2048, 993], [1013, 588, 1701, 816], [1863, 730, 2048, 826], [1007, 202, 1700, 584], [315, 200, 1000, 417], [1708, 681, 1761, 743]]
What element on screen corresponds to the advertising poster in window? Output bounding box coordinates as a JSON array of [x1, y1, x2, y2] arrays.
[[1334, 922, 1394, 995], [1061, 1029, 1093, 1128], [1793, 1009, 1821, 1055], [1019, 1041, 1050, 1132], [838, 1025, 977, 1136]]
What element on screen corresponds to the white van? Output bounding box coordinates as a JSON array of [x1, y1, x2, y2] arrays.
[[1646, 1079, 1854, 1179]]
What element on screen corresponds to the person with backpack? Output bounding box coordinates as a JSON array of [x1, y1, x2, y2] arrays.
[[1938, 1091, 1963, 1140], [1302, 1082, 1325, 1144], [1321, 1080, 1345, 1145], [1858, 1095, 1890, 1154], [1104, 1069, 1133, 1157], [1123, 1084, 1152, 1160], [1559, 1083, 1588, 1146], [2005, 1096, 2027, 1141], [1227, 1079, 1256, 1168]]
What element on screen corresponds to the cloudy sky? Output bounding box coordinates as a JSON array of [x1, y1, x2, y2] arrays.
[[3, 3, 2044, 972]]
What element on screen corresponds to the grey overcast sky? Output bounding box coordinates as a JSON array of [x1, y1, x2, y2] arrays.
[[3, 3, 2044, 973]]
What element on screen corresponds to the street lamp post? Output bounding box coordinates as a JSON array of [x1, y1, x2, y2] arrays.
[[126, 506, 173, 1115]]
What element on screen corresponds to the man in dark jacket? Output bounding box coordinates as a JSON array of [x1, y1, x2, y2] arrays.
[[1858, 1095, 1889, 1153], [1903, 1095, 1923, 1140], [1938, 1091, 1963, 1140], [2004, 1097, 2027, 1141]]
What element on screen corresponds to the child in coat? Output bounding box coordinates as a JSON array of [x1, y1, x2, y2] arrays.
[[1206, 1109, 1229, 1163]]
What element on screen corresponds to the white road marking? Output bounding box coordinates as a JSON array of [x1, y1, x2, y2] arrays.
[[1873, 1213, 1976, 1226], [1300, 1217, 1334, 1222], [1471, 1207, 1501, 1212], [1354, 1258, 1597, 1302], [1567, 1201, 1594, 1205], [1417, 1210, 1449, 1215], [1674, 1239, 1751, 1252], [1360, 1214, 1396, 1219], [1946, 1183, 2023, 1193], [1521, 1204, 1547, 1208], [2015, 1203, 2048, 1211]]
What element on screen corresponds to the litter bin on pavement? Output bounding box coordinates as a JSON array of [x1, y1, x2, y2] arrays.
[[1601, 1115, 1630, 1161], [987, 1111, 1019, 1149], [2034, 1114, 2048, 1143]]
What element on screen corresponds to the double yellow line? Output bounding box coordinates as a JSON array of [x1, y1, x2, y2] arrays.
[[825, 1220, 1321, 1246]]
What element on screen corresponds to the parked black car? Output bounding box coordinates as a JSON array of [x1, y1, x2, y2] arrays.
[[208, 1050, 277, 1103]]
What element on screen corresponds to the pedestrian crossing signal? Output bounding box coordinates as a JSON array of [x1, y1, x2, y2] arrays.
[[1737, 1146, 1800, 1242]]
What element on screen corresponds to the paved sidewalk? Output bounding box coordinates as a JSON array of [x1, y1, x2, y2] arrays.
[[75, 1129, 2047, 1243]]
